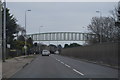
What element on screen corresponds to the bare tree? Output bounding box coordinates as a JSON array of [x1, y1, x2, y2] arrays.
[[87, 16, 118, 44], [109, 7, 118, 22], [87, 2, 120, 45], [110, 2, 120, 41], [87, 17, 102, 43]]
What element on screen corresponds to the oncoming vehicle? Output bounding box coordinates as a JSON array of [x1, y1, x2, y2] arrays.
[[42, 50, 50, 56]]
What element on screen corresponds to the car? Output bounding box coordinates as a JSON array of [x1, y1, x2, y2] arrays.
[[55, 51, 59, 54], [42, 50, 50, 56]]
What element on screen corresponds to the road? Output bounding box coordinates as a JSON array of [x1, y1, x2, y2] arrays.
[[0, 61, 2, 79], [12, 54, 118, 78]]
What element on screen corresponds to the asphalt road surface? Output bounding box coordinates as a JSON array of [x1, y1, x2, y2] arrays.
[[12, 54, 118, 78], [0, 61, 2, 79]]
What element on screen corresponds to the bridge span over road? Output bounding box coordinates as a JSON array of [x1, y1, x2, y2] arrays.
[[27, 32, 96, 41]]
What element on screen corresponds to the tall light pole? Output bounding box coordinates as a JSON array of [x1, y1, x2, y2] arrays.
[[39, 26, 44, 54], [96, 11, 102, 43], [24, 9, 31, 55]]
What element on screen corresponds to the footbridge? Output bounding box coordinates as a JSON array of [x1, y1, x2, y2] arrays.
[[27, 32, 96, 41]]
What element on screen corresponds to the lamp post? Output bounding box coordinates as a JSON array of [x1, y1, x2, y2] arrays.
[[24, 9, 31, 55], [96, 11, 102, 43]]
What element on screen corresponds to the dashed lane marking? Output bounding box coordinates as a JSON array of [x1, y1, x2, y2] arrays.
[[64, 64, 71, 68], [60, 61, 64, 64], [57, 60, 60, 62], [53, 56, 84, 76], [55, 59, 58, 61], [73, 69, 84, 76]]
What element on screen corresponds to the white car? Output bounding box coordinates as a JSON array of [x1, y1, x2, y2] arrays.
[[55, 51, 59, 54], [42, 50, 50, 56]]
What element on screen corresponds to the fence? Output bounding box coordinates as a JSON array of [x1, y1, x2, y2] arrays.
[[61, 42, 119, 67]]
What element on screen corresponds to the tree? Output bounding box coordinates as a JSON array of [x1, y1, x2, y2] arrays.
[[27, 37, 33, 48], [87, 2, 120, 44], [87, 16, 118, 44], [10, 35, 25, 51], [34, 42, 37, 47], [16, 25, 26, 37], [57, 44, 62, 53], [12, 35, 25, 50], [33, 42, 39, 54], [17, 35, 25, 41], [109, 2, 120, 41], [2, 8, 19, 46], [115, 2, 120, 41], [70, 43, 81, 47], [64, 44, 69, 48], [27, 37, 33, 54], [117, 3, 120, 41], [64, 43, 82, 48], [49, 44, 57, 53], [57, 44, 62, 49]]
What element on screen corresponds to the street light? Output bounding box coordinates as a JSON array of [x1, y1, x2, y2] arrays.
[[24, 9, 31, 55], [96, 11, 102, 43]]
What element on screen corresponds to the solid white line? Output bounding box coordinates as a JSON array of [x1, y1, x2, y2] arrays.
[[73, 69, 84, 76], [57, 60, 60, 62], [65, 64, 71, 68]]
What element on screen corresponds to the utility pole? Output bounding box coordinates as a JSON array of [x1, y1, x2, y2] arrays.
[[0, 1, 2, 62], [3, 0, 6, 62]]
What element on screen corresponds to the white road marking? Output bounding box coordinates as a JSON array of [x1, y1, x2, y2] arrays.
[[60, 61, 64, 64], [55, 58, 71, 68], [64, 64, 71, 68], [55, 59, 58, 61], [57, 60, 60, 62], [53, 56, 84, 76], [73, 69, 84, 76]]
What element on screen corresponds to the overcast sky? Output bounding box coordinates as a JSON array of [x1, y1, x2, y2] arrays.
[[6, 2, 117, 46]]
